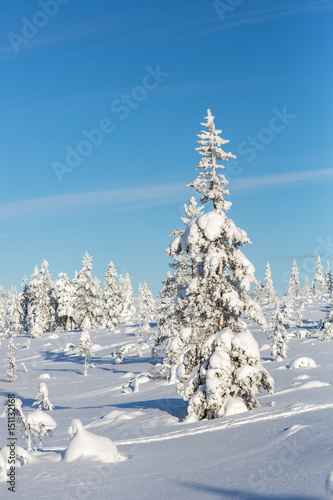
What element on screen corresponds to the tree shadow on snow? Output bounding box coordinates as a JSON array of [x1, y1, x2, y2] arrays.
[[113, 397, 187, 421], [174, 482, 323, 500]]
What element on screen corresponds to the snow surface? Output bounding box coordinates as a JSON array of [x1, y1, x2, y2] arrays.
[[0, 298, 333, 499]]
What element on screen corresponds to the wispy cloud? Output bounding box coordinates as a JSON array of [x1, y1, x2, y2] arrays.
[[0, 168, 332, 221], [230, 168, 333, 193], [208, 0, 333, 34]]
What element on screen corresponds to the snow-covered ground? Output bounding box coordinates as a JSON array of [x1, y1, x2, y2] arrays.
[[1, 299, 333, 499]]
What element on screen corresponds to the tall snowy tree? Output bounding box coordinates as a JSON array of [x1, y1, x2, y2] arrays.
[[137, 282, 155, 326], [302, 275, 311, 298], [325, 261, 333, 296], [72, 253, 103, 330], [6, 337, 17, 382], [102, 261, 120, 330], [26, 265, 40, 332], [269, 304, 288, 360], [314, 255, 325, 298], [263, 262, 276, 303], [117, 273, 136, 323], [79, 329, 93, 376], [19, 276, 30, 332], [0, 286, 6, 336], [166, 109, 274, 420], [54, 273, 75, 330], [287, 260, 300, 300], [6, 287, 24, 335]]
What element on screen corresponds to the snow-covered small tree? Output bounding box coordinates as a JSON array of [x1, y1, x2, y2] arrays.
[[165, 109, 274, 419], [54, 273, 75, 330], [263, 262, 276, 303], [79, 329, 93, 376], [32, 382, 54, 411], [269, 305, 288, 360], [6, 337, 17, 382], [102, 261, 120, 330], [72, 253, 103, 330], [138, 282, 155, 327], [314, 255, 325, 298], [118, 273, 136, 323], [287, 260, 300, 300], [6, 287, 24, 335]]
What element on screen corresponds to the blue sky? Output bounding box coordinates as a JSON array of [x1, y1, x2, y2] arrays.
[[0, 0, 332, 296]]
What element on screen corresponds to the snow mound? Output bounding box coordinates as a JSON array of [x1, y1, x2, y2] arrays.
[[289, 357, 317, 369], [297, 381, 329, 390], [63, 419, 124, 463], [224, 397, 248, 417], [39, 373, 51, 380], [260, 344, 270, 351]]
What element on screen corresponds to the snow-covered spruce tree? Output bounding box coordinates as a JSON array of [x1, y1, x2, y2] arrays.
[[6, 287, 24, 335], [32, 382, 54, 411], [0, 286, 6, 337], [26, 265, 40, 332], [117, 273, 136, 323], [263, 262, 276, 303], [19, 276, 30, 332], [322, 309, 333, 340], [36, 260, 57, 332], [286, 260, 300, 301], [102, 261, 120, 330], [269, 304, 288, 360], [302, 275, 311, 299], [314, 255, 325, 298], [166, 109, 274, 420], [54, 273, 75, 330], [325, 261, 333, 296], [6, 337, 17, 382], [138, 282, 155, 326], [79, 329, 93, 376], [72, 253, 103, 330]]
